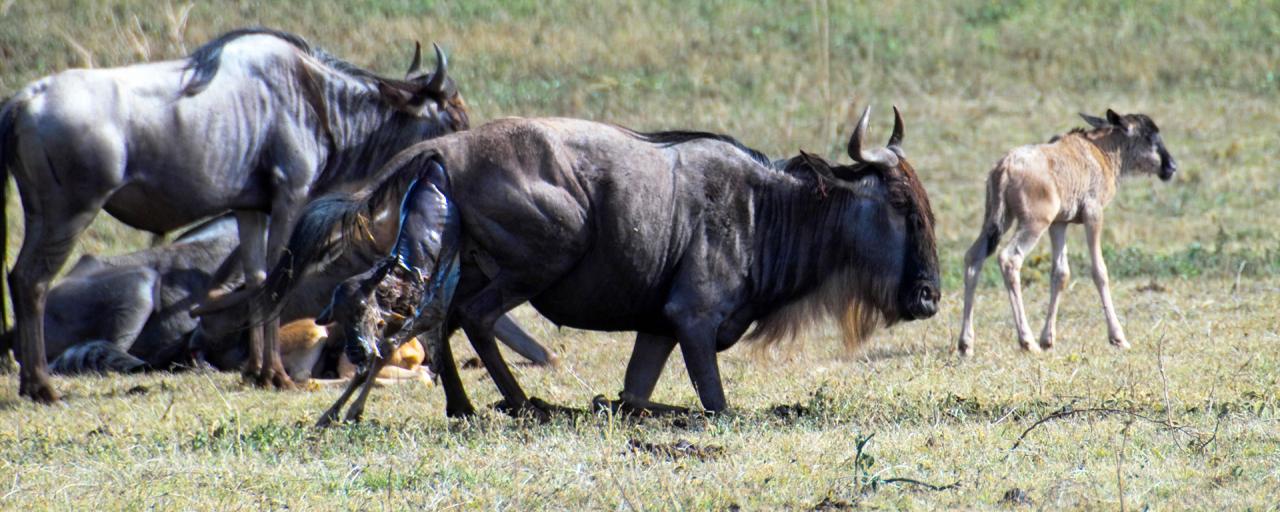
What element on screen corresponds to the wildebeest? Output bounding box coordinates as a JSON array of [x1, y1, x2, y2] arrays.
[[956, 110, 1177, 355], [0, 215, 240, 374], [0, 27, 469, 401], [270, 106, 940, 420]]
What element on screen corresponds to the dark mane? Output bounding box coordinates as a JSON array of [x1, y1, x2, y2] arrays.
[[181, 27, 382, 96], [627, 129, 773, 168]]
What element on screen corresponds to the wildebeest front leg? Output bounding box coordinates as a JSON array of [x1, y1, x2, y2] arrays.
[[434, 319, 476, 418], [1084, 213, 1129, 349], [998, 220, 1048, 352], [593, 332, 688, 416], [1039, 222, 1070, 350]]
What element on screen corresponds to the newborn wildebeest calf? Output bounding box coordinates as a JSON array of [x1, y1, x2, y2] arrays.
[[957, 110, 1178, 355]]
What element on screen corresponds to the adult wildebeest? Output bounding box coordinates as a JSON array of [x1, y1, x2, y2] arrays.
[[269, 106, 940, 420], [0, 27, 469, 402], [957, 110, 1177, 355], [0, 215, 239, 375]]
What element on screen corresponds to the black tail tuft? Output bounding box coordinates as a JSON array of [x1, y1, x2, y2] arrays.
[[49, 341, 148, 375], [983, 224, 1002, 255]]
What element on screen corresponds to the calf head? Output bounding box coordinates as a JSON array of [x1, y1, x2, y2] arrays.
[[1081, 109, 1178, 181]]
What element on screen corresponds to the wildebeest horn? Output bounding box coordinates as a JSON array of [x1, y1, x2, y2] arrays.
[[424, 42, 449, 95], [847, 105, 899, 168], [887, 105, 904, 150], [407, 41, 423, 77]]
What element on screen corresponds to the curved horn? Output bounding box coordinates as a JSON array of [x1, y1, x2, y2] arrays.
[[424, 42, 449, 95], [847, 105, 873, 163], [407, 41, 423, 77], [846, 104, 899, 168], [887, 105, 904, 150]]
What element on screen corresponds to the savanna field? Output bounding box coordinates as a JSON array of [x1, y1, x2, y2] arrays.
[[2, 1, 1279, 509]]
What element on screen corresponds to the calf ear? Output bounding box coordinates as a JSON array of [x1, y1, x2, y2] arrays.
[[1079, 112, 1108, 128], [1105, 109, 1124, 125]]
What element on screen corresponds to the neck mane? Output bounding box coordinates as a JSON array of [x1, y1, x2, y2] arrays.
[[744, 158, 899, 350]]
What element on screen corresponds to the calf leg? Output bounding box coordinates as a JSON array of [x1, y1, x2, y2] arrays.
[[1039, 223, 1070, 350], [1084, 215, 1129, 349], [316, 366, 369, 428], [997, 221, 1048, 351], [958, 227, 1000, 356]]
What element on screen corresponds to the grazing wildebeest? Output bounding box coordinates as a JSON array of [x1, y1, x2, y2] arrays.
[[270, 106, 940, 421], [956, 110, 1177, 355], [0, 27, 469, 401]]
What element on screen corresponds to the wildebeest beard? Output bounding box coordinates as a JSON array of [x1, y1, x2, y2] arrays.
[[742, 155, 918, 352]]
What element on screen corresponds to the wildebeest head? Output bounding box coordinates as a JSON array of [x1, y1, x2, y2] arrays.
[[376, 42, 470, 132], [1080, 109, 1177, 181], [842, 105, 940, 322]]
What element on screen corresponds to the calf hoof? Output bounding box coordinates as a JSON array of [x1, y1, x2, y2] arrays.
[[957, 341, 973, 357], [1038, 338, 1055, 351], [1018, 340, 1042, 353], [1110, 337, 1131, 350]]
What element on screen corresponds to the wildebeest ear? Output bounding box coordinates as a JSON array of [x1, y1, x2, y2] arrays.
[[377, 80, 414, 109], [1079, 112, 1108, 128]]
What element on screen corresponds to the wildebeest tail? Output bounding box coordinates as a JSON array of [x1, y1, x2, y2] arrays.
[[0, 96, 17, 335], [980, 166, 1010, 255], [49, 341, 148, 375]]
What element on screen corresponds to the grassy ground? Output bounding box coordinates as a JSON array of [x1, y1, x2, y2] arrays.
[[1, 0, 1278, 509]]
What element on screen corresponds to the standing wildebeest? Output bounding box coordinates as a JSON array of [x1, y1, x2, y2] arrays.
[[270, 105, 940, 420], [957, 110, 1177, 355], [0, 27, 468, 402]]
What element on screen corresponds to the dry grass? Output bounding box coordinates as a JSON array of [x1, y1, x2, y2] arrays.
[[1, 1, 1278, 509]]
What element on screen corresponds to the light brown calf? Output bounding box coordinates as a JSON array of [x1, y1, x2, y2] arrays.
[[958, 110, 1177, 355]]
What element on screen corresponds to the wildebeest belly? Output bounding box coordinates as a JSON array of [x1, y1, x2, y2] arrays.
[[529, 261, 677, 333]]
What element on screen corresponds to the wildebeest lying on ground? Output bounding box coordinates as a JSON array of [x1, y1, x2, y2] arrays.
[[0, 215, 239, 374], [957, 110, 1177, 355], [0, 210, 553, 380], [0, 27, 468, 402], [268, 105, 940, 421]]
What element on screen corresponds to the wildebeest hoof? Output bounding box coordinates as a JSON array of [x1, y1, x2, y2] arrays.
[[956, 342, 973, 357], [493, 397, 555, 423], [1110, 337, 1131, 350], [592, 394, 690, 417], [1038, 338, 1055, 351], [1018, 340, 1042, 353]]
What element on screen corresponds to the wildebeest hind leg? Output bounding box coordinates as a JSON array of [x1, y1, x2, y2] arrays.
[[434, 317, 476, 418], [11, 193, 113, 402], [456, 284, 549, 422], [593, 333, 688, 416]]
